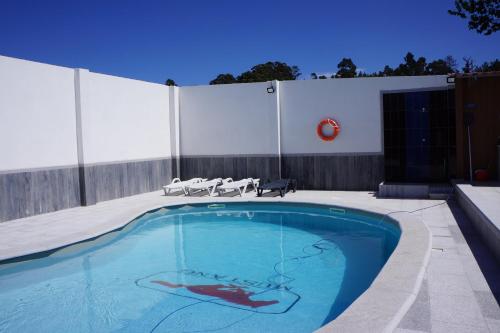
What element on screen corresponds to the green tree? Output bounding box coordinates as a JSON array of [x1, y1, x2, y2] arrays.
[[209, 73, 237, 85], [310, 72, 318, 79], [425, 56, 457, 74], [165, 79, 176, 86], [210, 62, 300, 84], [379, 65, 395, 77], [236, 61, 301, 83], [462, 57, 475, 73], [394, 52, 427, 76], [475, 59, 500, 72], [335, 58, 357, 78], [448, 0, 499, 35], [318, 75, 327, 79]]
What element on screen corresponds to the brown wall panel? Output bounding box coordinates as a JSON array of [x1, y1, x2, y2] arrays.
[[455, 74, 500, 180]]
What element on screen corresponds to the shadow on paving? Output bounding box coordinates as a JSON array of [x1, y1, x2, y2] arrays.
[[448, 198, 500, 305], [163, 191, 186, 197]]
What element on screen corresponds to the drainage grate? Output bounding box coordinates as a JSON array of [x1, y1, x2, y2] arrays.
[[329, 207, 346, 215], [208, 204, 226, 209]]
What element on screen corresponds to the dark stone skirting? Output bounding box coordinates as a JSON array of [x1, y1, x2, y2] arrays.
[[0, 167, 81, 222], [180, 154, 384, 191], [282, 154, 384, 191], [179, 156, 280, 182], [80, 158, 173, 205], [0, 158, 174, 222], [0, 155, 382, 222]]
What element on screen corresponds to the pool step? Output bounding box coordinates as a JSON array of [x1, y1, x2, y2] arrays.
[[429, 185, 454, 200], [378, 182, 453, 200], [378, 182, 429, 199]]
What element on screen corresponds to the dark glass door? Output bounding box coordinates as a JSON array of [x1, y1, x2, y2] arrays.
[[383, 89, 456, 183]]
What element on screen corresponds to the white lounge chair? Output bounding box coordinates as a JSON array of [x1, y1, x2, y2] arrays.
[[217, 178, 260, 197], [187, 178, 232, 196], [162, 178, 206, 195]]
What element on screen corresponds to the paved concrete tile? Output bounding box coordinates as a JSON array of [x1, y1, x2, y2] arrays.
[[474, 290, 500, 320], [423, 214, 450, 228], [394, 329, 429, 333], [315, 288, 414, 332], [464, 246, 500, 273], [456, 184, 500, 230], [486, 318, 500, 332], [430, 319, 489, 333], [428, 252, 465, 276], [461, 256, 500, 293], [465, 270, 500, 294], [455, 184, 500, 271], [448, 225, 467, 244], [428, 273, 474, 297], [399, 280, 431, 332], [424, 221, 449, 228], [429, 227, 451, 237], [456, 243, 475, 256], [430, 293, 486, 328], [431, 236, 456, 250]]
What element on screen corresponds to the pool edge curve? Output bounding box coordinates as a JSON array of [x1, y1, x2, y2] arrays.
[[0, 197, 432, 333]]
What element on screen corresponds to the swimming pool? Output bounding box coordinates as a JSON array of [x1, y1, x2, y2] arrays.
[[0, 202, 400, 333]]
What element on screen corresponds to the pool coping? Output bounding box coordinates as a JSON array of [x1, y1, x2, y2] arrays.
[[0, 195, 431, 332]]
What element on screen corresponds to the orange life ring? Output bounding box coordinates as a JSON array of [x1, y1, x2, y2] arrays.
[[317, 118, 340, 141]]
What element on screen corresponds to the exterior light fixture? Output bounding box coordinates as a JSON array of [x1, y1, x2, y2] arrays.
[[446, 76, 455, 84], [267, 85, 275, 93]]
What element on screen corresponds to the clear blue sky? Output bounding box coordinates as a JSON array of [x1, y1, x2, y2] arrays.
[[1, 0, 499, 86]]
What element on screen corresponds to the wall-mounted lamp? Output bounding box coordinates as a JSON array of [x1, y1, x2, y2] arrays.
[[267, 85, 275, 94], [446, 76, 455, 84]]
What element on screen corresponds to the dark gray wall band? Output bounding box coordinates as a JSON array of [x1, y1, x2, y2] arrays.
[[0, 167, 81, 222], [282, 154, 384, 191], [180, 154, 383, 191], [1, 158, 174, 222], [180, 156, 280, 182], [80, 158, 173, 205], [1, 154, 381, 222]]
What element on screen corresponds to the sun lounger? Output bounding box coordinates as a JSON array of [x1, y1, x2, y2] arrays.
[[217, 178, 260, 197], [257, 179, 297, 197], [163, 178, 206, 195], [187, 178, 232, 196]]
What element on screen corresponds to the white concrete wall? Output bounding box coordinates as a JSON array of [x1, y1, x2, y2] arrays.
[[0, 54, 449, 168], [280, 76, 448, 154], [79, 70, 171, 164], [179, 82, 279, 156], [0, 56, 78, 171], [169, 86, 180, 159]]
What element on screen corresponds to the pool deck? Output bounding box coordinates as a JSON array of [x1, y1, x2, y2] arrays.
[[454, 183, 500, 263], [0, 190, 499, 332]]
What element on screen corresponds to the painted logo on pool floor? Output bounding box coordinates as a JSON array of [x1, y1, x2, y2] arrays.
[[136, 269, 300, 314]]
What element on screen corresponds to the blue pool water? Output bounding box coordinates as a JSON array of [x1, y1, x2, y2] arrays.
[[0, 202, 400, 333]]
